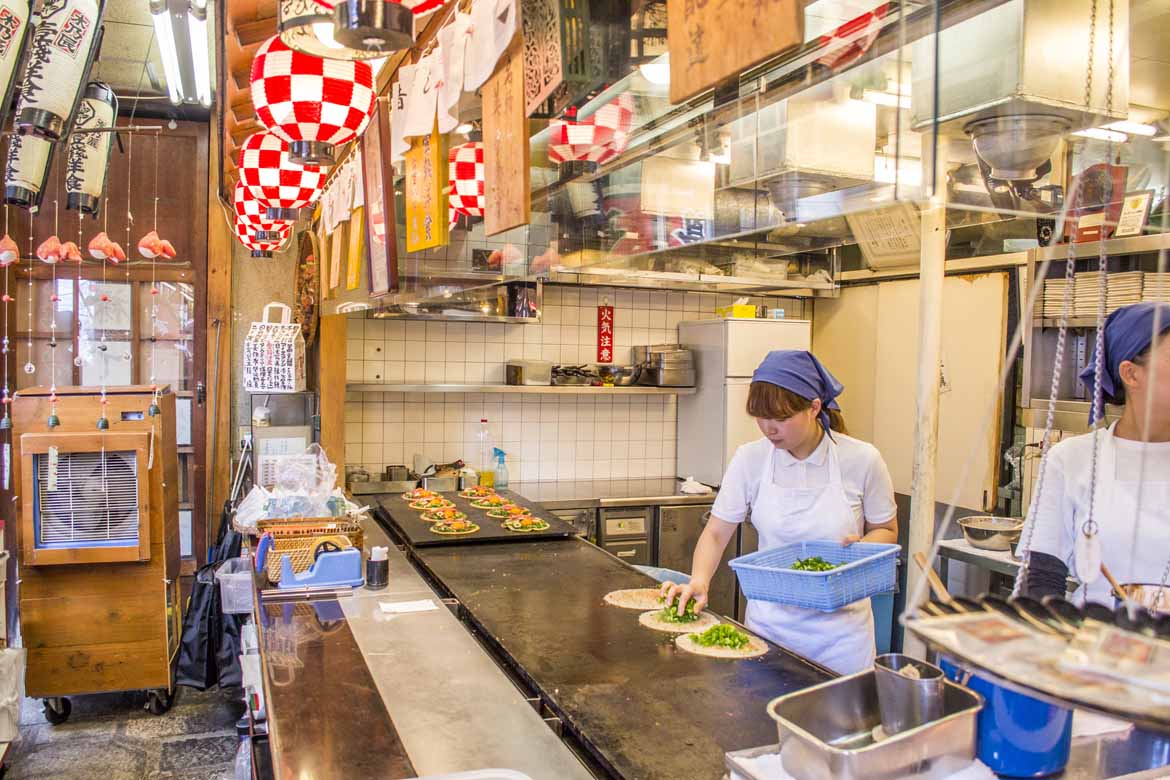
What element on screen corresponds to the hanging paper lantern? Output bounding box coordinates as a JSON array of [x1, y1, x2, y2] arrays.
[[250, 35, 377, 165], [279, 0, 406, 58], [65, 81, 117, 216], [0, 0, 32, 130], [448, 141, 484, 224], [314, 0, 443, 17], [233, 180, 294, 243], [239, 131, 326, 221], [4, 132, 55, 208], [15, 0, 104, 140], [234, 219, 288, 258], [318, 0, 413, 52]]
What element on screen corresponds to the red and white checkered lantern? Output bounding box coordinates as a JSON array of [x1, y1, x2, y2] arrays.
[[312, 0, 446, 16], [233, 180, 294, 245], [239, 131, 326, 221], [547, 92, 635, 166], [448, 141, 484, 225], [250, 35, 377, 166], [234, 218, 289, 258]]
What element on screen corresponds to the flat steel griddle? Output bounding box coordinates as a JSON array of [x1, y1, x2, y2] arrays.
[[374, 489, 578, 547], [412, 538, 832, 780]]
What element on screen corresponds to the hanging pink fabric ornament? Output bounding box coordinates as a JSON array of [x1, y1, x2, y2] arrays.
[[60, 241, 82, 263], [239, 131, 325, 220], [250, 35, 376, 166], [448, 141, 484, 225], [137, 229, 164, 258], [0, 234, 18, 266], [35, 235, 62, 264]]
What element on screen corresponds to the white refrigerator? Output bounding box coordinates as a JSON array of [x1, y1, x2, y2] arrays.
[[676, 318, 812, 486]]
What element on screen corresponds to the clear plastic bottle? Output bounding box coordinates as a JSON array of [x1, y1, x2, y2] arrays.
[[475, 419, 495, 487], [493, 447, 509, 488]]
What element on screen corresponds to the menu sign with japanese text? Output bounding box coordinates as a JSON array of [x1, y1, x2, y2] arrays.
[[404, 119, 449, 252], [483, 38, 530, 236], [665, 0, 802, 104], [597, 305, 615, 364]]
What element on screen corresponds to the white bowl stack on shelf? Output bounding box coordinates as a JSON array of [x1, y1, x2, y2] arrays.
[[1143, 272, 1170, 303], [1106, 271, 1143, 313]]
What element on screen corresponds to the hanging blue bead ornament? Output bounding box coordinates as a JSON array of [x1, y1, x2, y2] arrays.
[[47, 413, 59, 428], [96, 416, 109, 430]]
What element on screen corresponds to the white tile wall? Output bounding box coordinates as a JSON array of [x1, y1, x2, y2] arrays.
[[344, 286, 808, 479]]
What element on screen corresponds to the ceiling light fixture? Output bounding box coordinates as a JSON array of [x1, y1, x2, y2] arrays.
[[861, 89, 909, 109], [1071, 127, 1128, 143], [188, 0, 211, 106], [150, 0, 184, 104], [1102, 120, 1157, 137]]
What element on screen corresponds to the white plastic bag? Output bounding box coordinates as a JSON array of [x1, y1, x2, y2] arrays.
[[234, 485, 271, 533], [0, 648, 25, 743]]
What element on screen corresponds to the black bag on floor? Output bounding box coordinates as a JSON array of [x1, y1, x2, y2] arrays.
[[176, 502, 244, 691]]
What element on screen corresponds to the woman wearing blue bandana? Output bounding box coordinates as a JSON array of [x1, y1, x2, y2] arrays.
[[663, 350, 897, 674], [1023, 302, 1170, 604]]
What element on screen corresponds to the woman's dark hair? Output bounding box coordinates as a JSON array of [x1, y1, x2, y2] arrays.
[[746, 381, 848, 434]]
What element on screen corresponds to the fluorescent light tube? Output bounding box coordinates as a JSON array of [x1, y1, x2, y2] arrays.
[[188, 1, 210, 107], [861, 89, 909, 109], [1071, 128, 1128, 143], [151, 4, 183, 104], [1102, 120, 1157, 137]]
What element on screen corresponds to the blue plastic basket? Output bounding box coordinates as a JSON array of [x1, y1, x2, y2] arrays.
[[729, 540, 899, 611]]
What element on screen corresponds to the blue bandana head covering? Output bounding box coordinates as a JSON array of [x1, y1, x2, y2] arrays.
[[751, 350, 844, 432], [1080, 302, 1170, 421]]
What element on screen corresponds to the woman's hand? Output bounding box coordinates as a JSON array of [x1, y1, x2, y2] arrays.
[[841, 534, 861, 547], [660, 579, 710, 615]]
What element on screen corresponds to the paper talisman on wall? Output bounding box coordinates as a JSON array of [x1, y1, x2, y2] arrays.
[[483, 38, 530, 236], [404, 119, 448, 252], [666, 0, 802, 104]]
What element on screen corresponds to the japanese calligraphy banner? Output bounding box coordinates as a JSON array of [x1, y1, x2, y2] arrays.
[[597, 305, 615, 364], [483, 37, 530, 236], [404, 118, 449, 252], [666, 0, 803, 104]]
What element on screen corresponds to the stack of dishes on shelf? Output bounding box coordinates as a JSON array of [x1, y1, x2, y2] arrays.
[[1143, 272, 1170, 303], [1106, 271, 1144, 313], [1073, 271, 1104, 317], [1042, 277, 1069, 318]]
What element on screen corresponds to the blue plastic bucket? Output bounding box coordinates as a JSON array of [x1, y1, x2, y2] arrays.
[[940, 658, 1073, 777]]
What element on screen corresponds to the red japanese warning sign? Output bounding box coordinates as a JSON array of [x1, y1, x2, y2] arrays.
[[597, 305, 615, 363]]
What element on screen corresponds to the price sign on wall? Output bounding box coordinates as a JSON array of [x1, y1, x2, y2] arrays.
[[597, 305, 614, 364]]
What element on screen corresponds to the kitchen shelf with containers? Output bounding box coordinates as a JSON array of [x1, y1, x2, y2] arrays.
[[1024, 232, 1170, 429]]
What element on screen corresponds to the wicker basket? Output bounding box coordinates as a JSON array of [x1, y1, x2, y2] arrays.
[[258, 518, 364, 583]]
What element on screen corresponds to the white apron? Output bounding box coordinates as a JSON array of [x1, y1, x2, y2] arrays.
[[1076, 425, 1170, 605], [745, 438, 876, 675]]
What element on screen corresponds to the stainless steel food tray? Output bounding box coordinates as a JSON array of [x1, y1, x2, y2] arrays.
[[764, 670, 983, 780]]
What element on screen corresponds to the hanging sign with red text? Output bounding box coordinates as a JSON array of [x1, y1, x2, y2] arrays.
[[597, 305, 614, 363]]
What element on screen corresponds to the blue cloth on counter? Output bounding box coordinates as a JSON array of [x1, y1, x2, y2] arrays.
[[751, 350, 844, 432], [1080, 302, 1170, 421]]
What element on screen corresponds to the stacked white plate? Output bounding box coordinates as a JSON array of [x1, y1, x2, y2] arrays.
[[1106, 271, 1144, 313], [1074, 271, 1106, 317], [1144, 272, 1170, 303], [1043, 278, 1070, 318]]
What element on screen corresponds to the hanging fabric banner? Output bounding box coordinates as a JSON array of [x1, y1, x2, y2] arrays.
[[597, 305, 614, 364], [404, 120, 448, 252]]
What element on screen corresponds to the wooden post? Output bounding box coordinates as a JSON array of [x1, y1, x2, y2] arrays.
[[904, 155, 947, 657], [205, 128, 234, 556], [318, 314, 347, 486]]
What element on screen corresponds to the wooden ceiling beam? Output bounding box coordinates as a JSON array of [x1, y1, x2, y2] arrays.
[[230, 119, 261, 145], [232, 63, 251, 91], [234, 17, 277, 47], [230, 91, 254, 123]]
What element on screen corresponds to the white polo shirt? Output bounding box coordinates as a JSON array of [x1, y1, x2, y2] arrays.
[[711, 432, 897, 528]]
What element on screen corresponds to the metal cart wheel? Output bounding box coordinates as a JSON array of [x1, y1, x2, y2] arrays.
[[146, 688, 175, 716], [42, 697, 70, 725]]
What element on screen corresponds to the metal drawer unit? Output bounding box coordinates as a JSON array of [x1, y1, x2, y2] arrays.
[[597, 507, 653, 565], [547, 507, 597, 542]]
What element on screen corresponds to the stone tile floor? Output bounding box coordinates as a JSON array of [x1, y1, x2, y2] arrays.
[[3, 688, 246, 780]]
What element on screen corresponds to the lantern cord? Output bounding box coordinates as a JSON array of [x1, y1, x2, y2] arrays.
[[149, 132, 159, 405]]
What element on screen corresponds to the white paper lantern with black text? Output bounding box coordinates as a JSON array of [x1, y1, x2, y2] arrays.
[[4, 133, 55, 208], [15, 0, 104, 140], [65, 81, 116, 216], [0, 0, 32, 129]]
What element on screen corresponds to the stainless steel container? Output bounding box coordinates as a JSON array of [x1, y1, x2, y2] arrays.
[[958, 516, 1024, 551], [421, 475, 459, 492], [873, 654, 946, 736], [635, 347, 695, 387], [766, 670, 982, 780], [349, 479, 419, 496]]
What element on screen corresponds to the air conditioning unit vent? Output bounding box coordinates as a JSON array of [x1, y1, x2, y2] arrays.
[[34, 450, 140, 549]]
